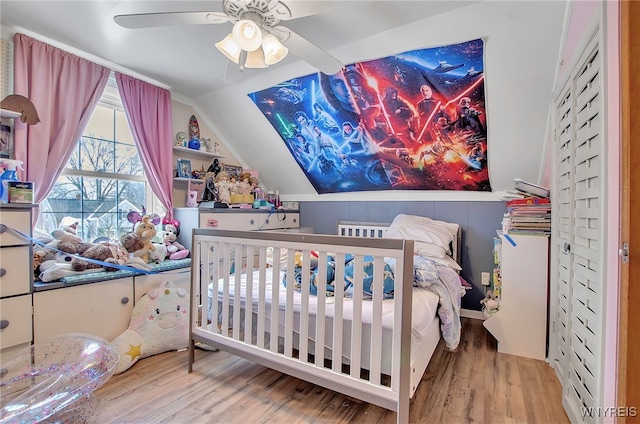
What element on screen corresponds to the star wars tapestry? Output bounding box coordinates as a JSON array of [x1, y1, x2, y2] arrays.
[[249, 38, 491, 193]]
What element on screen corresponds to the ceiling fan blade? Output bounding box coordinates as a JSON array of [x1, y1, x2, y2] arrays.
[[273, 26, 343, 75], [114, 11, 229, 29], [274, 1, 371, 21]]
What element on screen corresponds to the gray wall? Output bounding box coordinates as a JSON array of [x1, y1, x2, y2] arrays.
[[299, 201, 506, 311]]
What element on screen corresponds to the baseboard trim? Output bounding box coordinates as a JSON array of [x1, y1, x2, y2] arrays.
[[461, 308, 486, 320]]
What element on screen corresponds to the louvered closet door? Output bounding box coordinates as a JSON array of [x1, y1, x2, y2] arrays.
[[552, 31, 605, 424], [553, 84, 573, 383]]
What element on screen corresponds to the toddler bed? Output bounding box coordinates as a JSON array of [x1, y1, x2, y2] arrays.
[[188, 215, 464, 423]]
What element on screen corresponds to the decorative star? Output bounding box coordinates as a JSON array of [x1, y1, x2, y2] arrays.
[[125, 344, 142, 360]]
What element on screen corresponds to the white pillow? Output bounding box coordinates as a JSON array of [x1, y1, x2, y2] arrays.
[[387, 214, 459, 252], [414, 241, 448, 259]]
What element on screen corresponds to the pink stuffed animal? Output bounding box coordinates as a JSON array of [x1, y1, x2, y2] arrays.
[[163, 224, 189, 260]]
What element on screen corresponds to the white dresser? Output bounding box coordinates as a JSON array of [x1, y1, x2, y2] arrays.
[[0, 204, 36, 362], [174, 207, 300, 251], [483, 233, 549, 360]]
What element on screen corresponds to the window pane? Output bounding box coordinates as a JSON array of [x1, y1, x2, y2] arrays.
[[115, 142, 143, 176], [81, 176, 117, 203], [65, 144, 80, 171], [79, 137, 115, 173], [115, 110, 134, 145], [48, 176, 83, 207], [84, 105, 114, 140], [120, 180, 146, 211]]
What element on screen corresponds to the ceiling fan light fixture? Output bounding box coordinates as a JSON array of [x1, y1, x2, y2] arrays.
[[232, 19, 262, 51], [244, 48, 268, 69], [215, 33, 241, 64], [262, 34, 288, 65]]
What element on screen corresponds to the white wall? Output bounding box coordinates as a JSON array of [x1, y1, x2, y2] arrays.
[[193, 0, 567, 201]]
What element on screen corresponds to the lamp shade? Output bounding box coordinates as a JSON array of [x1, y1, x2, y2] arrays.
[[215, 33, 241, 64], [232, 19, 262, 52], [262, 34, 288, 65], [244, 48, 268, 68]]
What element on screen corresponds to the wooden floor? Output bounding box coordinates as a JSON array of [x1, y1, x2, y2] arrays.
[[95, 318, 569, 423]]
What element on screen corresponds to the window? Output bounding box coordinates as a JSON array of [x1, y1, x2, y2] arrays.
[[35, 73, 162, 240]]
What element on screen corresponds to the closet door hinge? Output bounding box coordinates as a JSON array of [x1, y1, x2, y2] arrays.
[[619, 242, 629, 263]]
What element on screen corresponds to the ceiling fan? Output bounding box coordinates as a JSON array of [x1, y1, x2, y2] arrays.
[[114, 0, 350, 83]]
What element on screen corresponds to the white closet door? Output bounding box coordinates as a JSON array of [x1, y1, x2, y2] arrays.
[[552, 30, 605, 424], [552, 84, 573, 383]]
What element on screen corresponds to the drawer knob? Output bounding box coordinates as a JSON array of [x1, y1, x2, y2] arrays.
[[0, 224, 6, 234], [0, 268, 5, 277], [265, 219, 269, 224], [249, 219, 254, 225], [121, 297, 130, 304], [293, 218, 297, 223], [0, 320, 9, 330]]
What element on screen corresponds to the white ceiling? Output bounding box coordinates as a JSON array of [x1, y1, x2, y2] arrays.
[[0, 0, 479, 97], [0, 0, 569, 200]]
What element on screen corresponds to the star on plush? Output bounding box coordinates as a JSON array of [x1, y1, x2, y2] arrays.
[[125, 344, 142, 360]]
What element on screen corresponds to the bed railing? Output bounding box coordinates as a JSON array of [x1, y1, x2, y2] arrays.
[[188, 229, 414, 423]]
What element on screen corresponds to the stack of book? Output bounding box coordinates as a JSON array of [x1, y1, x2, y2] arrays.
[[503, 179, 551, 235]]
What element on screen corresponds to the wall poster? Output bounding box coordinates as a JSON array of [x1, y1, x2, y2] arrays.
[[249, 38, 491, 193]]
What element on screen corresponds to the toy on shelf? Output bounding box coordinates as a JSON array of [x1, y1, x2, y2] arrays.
[[480, 289, 500, 318]]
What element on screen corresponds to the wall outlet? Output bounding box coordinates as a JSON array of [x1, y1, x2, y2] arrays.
[[481, 272, 491, 286]]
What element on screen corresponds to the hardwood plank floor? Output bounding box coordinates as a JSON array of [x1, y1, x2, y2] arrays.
[[95, 318, 569, 423]]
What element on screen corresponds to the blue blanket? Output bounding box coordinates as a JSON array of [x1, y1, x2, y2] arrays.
[[284, 254, 395, 299]]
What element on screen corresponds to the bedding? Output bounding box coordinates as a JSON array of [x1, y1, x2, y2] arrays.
[[211, 251, 462, 351], [209, 268, 441, 372]]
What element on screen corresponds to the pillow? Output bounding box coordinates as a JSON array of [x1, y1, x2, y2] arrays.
[[386, 214, 459, 254], [111, 280, 189, 374], [414, 241, 448, 259]]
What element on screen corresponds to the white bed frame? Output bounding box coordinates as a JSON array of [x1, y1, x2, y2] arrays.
[[188, 222, 451, 423]]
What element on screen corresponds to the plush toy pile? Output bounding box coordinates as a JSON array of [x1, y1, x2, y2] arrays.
[[34, 217, 190, 283]]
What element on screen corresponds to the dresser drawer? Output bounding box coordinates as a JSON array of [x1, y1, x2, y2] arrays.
[[0, 246, 32, 297], [200, 212, 259, 230], [259, 212, 299, 230], [0, 295, 32, 350], [0, 210, 31, 247], [199, 212, 299, 231]]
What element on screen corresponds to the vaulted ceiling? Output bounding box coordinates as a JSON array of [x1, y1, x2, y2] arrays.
[[1, 0, 568, 199]]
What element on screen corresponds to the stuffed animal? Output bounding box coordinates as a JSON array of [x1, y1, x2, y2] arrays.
[[120, 216, 157, 263], [163, 224, 189, 260], [480, 289, 500, 318], [149, 242, 168, 263], [33, 223, 91, 273], [70, 242, 129, 272], [110, 280, 189, 374]]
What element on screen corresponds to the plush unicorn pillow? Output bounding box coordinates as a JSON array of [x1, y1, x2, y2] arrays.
[[110, 280, 189, 374]]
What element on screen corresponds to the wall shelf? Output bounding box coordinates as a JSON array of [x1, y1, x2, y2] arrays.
[[0, 108, 21, 119], [173, 177, 204, 184], [173, 146, 225, 159]]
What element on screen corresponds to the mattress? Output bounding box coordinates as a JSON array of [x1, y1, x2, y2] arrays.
[[208, 268, 440, 373]]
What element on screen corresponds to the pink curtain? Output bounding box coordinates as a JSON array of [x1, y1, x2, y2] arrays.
[[115, 73, 174, 220], [13, 33, 110, 205]]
